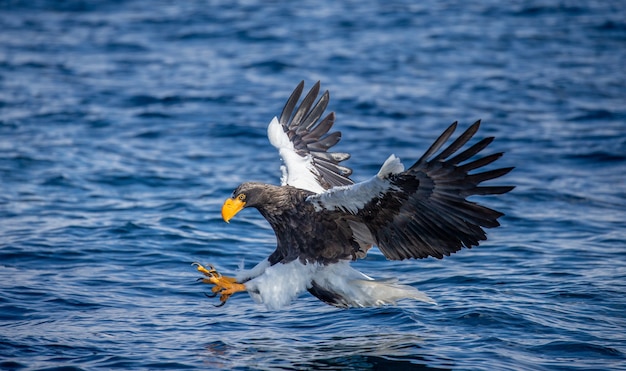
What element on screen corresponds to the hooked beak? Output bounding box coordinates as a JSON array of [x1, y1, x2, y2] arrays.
[[221, 197, 245, 223]]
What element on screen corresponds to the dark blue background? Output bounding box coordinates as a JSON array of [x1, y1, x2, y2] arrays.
[[1, 1, 625, 370]]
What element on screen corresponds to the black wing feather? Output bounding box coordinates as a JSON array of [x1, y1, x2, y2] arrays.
[[432, 120, 480, 162], [290, 82, 320, 132], [279, 81, 303, 127], [278, 81, 354, 189], [412, 121, 458, 168], [355, 121, 514, 260], [300, 91, 330, 132]]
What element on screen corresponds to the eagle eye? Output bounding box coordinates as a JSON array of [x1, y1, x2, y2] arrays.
[[237, 194, 246, 201]]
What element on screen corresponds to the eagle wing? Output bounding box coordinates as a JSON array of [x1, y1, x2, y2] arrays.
[[307, 121, 514, 260], [267, 81, 353, 193]]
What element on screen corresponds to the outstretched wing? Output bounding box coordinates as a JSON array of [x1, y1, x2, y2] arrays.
[[308, 121, 514, 260], [268, 81, 353, 194]]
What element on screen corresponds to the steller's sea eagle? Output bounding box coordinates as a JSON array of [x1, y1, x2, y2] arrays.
[[193, 81, 514, 309]]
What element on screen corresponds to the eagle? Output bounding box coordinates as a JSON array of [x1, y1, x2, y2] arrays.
[[194, 81, 514, 309]]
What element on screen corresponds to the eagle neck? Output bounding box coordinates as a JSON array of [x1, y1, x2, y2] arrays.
[[254, 186, 315, 264]]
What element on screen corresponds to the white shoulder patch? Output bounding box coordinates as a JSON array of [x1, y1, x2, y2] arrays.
[[267, 117, 291, 149], [267, 117, 326, 193], [377, 154, 404, 179], [307, 154, 403, 214], [308, 176, 393, 214]]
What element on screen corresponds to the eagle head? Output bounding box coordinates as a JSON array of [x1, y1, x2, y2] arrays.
[[221, 182, 278, 222]]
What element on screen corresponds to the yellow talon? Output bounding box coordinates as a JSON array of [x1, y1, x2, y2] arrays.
[[192, 262, 246, 306], [192, 262, 218, 277]]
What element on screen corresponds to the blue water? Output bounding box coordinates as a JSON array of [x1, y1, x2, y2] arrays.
[[1, 0, 625, 370]]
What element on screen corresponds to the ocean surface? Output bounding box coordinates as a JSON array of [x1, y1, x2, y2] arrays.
[[1, 0, 625, 370]]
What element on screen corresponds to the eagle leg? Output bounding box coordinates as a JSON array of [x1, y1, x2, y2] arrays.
[[192, 262, 246, 306]]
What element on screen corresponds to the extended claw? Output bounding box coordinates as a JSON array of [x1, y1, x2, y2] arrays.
[[192, 262, 219, 278], [192, 262, 246, 307]]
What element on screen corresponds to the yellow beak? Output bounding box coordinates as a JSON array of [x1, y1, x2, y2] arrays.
[[221, 197, 246, 223]]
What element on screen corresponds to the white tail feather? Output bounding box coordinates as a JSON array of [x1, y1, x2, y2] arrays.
[[313, 261, 435, 308], [349, 278, 436, 306]]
